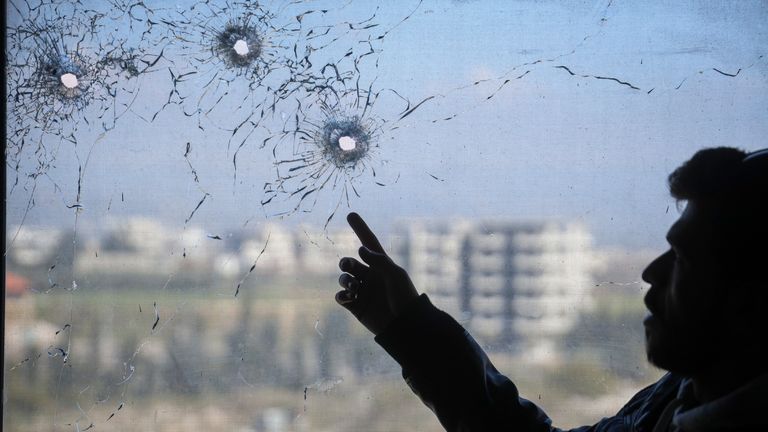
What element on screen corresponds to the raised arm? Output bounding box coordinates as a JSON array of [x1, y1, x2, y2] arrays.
[[335, 212, 574, 431]]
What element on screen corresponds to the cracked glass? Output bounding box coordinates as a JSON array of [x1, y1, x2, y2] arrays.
[[5, 1, 767, 431]]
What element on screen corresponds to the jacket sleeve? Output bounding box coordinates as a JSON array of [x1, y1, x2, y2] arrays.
[[375, 294, 574, 432]]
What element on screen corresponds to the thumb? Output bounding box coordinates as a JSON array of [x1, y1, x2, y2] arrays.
[[358, 246, 393, 269]]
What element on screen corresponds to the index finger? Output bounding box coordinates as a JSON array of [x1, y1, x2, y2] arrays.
[[347, 212, 385, 253]]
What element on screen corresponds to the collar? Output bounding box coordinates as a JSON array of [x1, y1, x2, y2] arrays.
[[672, 373, 768, 430]]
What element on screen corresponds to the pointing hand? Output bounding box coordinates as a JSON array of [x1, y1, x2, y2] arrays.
[[336, 212, 419, 335]]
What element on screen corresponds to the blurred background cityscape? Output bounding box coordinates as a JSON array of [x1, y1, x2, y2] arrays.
[[5, 217, 661, 431], [6, 0, 766, 430]]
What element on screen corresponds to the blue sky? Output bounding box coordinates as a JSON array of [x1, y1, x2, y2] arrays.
[[6, 0, 768, 249]]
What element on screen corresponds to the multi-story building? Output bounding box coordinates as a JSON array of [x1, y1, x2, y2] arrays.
[[6, 225, 65, 268], [392, 218, 595, 359]]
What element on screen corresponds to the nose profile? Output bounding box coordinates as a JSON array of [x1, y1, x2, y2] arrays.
[[642, 250, 674, 313], [642, 249, 674, 285]]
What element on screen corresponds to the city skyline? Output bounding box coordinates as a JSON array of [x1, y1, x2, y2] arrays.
[[5, 212, 657, 431]]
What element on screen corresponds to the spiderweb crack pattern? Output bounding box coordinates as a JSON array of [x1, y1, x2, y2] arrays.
[[144, 0, 393, 184], [5, 2, 766, 430], [262, 81, 409, 228], [5, 3, 422, 428], [6, 0, 165, 190]]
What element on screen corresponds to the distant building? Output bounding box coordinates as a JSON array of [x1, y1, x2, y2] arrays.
[[229, 223, 359, 277], [238, 223, 297, 276], [299, 225, 359, 275], [76, 218, 225, 277], [6, 226, 64, 267], [101, 218, 173, 254], [392, 218, 595, 360]]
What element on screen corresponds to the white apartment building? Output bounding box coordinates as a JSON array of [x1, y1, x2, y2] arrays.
[[6, 225, 64, 267], [391, 218, 595, 359]]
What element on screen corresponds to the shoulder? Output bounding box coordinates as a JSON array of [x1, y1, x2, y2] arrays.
[[617, 373, 684, 431]]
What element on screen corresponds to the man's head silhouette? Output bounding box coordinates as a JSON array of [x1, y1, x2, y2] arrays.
[[642, 147, 768, 386]]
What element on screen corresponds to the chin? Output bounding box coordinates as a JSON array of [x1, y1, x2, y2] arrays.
[[645, 341, 667, 370], [645, 347, 670, 371], [646, 336, 710, 376], [646, 317, 725, 375], [645, 329, 684, 372], [644, 326, 666, 367]]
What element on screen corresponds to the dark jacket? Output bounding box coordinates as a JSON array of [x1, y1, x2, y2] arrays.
[[374, 294, 767, 432]]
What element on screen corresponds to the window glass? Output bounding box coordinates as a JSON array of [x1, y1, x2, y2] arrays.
[[5, 1, 767, 430]]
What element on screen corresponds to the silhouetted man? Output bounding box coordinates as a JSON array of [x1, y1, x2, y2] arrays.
[[335, 147, 768, 431]]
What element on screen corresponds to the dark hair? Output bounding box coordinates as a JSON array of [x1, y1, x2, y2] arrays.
[[668, 147, 768, 286]]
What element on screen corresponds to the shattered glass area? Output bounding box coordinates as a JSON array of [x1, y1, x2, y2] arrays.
[[5, 1, 767, 431], [6, 0, 163, 187], [264, 87, 410, 226], [152, 2, 366, 149]]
